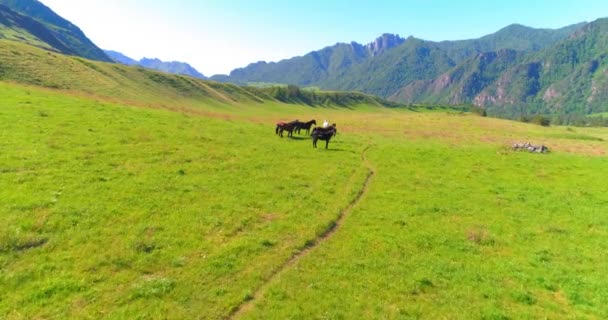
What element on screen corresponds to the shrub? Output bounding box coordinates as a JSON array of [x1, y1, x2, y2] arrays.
[[531, 115, 551, 126]]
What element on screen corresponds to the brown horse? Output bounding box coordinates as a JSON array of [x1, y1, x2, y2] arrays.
[[275, 120, 302, 137]]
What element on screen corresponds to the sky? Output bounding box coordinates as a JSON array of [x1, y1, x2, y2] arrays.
[[40, 0, 608, 76]]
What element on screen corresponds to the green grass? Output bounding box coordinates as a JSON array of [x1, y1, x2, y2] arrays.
[[243, 139, 608, 319], [0, 82, 369, 318], [2, 41, 608, 319]]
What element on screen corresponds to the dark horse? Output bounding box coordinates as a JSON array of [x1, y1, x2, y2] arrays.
[[275, 120, 301, 137], [295, 119, 317, 135], [311, 124, 337, 149]]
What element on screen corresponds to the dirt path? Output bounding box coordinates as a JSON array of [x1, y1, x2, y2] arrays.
[[227, 144, 376, 319]]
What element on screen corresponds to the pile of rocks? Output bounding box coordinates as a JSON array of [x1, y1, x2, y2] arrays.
[[512, 142, 549, 153]]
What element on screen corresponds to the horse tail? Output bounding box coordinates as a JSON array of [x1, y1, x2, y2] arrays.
[[275, 124, 280, 135]]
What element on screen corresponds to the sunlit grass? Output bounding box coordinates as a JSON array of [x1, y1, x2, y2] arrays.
[[0, 82, 368, 318], [2, 66, 608, 319]]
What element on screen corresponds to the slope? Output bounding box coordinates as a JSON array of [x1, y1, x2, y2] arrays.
[[0, 4, 68, 52], [0, 39, 398, 112], [0, 0, 111, 62]]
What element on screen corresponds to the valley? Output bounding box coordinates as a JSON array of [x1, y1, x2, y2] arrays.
[[2, 1, 608, 318], [2, 75, 607, 318]]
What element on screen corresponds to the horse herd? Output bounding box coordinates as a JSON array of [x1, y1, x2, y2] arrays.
[[275, 119, 338, 149]]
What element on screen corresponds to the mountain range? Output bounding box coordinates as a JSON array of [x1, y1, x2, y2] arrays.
[[212, 20, 608, 116], [104, 50, 206, 79], [394, 20, 608, 116]]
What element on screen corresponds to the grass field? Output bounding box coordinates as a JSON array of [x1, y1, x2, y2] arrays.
[[2, 43, 608, 319]]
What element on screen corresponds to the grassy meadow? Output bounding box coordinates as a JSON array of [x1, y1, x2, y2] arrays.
[[1, 44, 608, 319]]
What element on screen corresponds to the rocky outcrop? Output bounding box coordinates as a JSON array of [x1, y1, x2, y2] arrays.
[[365, 33, 406, 56]]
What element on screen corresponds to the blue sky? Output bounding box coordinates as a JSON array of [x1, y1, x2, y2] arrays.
[[41, 0, 608, 76]]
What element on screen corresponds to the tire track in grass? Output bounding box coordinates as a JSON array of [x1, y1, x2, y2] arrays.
[[227, 144, 376, 319]]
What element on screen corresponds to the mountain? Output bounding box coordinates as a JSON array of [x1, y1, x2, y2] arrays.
[[396, 18, 608, 116], [435, 23, 585, 62], [210, 34, 408, 86], [139, 58, 206, 79], [391, 49, 523, 105], [105, 50, 206, 79], [315, 37, 457, 98], [213, 41, 372, 86], [0, 0, 111, 62], [104, 49, 137, 65], [211, 23, 581, 101], [0, 4, 68, 52]]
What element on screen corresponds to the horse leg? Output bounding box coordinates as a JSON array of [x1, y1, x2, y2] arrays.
[[312, 137, 317, 148], [325, 139, 329, 149]]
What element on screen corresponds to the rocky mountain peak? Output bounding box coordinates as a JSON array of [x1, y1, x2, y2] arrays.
[[366, 33, 406, 56]]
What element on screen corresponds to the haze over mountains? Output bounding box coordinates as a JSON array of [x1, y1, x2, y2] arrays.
[[1, 0, 608, 117], [104, 50, 207, 79]]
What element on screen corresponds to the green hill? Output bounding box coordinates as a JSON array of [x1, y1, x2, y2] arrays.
[[0, 39, 399, 111], [0, 0, 111, 62]]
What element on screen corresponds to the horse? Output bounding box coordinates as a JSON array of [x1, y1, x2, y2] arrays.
[[275, 122, 286, 135], [311, 124, 337, 149], [296, 119, 316, 135], [275, 120, 301, 137]]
